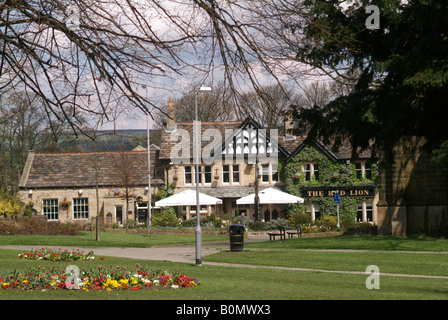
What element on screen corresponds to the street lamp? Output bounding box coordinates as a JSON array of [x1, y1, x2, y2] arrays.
[[142, 85, 152, 236], [195, 85, 212, 266]]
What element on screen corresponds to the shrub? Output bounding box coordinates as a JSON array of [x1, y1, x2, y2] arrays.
[[153, 207, 179, 227], [0, 216, 85, 235], [201, 214, 223, 229], [315, 215, 338, 231], [344, 222, 378, 235], [288, 211, 311, 227], [265, 218, 292, 230], [247, 220, 266, 231]]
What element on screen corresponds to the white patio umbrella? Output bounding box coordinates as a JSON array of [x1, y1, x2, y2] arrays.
[[155, 189, 222, 207], [236, 187, 304, 205]]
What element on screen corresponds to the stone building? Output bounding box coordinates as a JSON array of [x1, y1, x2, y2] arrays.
[[18, 147, 163, 225], [376, 137, 448, 235], [158, 99, 299, 221], [18, 99, 446, 235]]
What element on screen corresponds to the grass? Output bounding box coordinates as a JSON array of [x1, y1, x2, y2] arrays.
[[0, 248, 447, 300], [0, 233, 448, 300], [205, 250, 448, 277], [245, 234, 448, 252], [0, 231, 227, 248]]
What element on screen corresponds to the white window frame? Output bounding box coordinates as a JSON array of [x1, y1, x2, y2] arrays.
[[222, 164, 240, 185], [184, 166, 193, 185], [203, 165, 212, 185], [260, 162, 278, 184], [73, 198, 89, 220], [357, 201, 374, 222], [355, 161, 372, 179], [42, 199, 59, 221], [303, 162, 319, 181]]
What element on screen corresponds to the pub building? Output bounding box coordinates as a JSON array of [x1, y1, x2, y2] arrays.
[[283, 138, 378, 225]]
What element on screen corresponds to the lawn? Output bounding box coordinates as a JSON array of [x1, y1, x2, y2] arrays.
[[0, 233, 447, 301], [0, 248, 447, 301], [0, 231, 227, 248], [245, 234, 448, 252]]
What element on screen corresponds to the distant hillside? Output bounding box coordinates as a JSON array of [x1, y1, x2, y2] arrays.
[[56, 129, 161, 153]]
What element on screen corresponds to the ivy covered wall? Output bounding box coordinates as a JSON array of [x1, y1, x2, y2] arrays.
[[284, 144, 378, 221]]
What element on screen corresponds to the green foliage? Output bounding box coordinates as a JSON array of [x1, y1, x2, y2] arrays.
[[0, 189, 25, 217], [293, 0, 448, 153], [284, 144, 376, 221], [153, 207, 179, 227], [286, 204, 311, 227]]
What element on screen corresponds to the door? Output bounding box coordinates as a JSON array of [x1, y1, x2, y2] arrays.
[[116, 206, 123, 225]]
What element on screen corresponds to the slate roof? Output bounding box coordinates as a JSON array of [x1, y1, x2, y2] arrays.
[[285, 136, 376, 162], [19, 149, 164, 189], [196, 186, 286, 198]]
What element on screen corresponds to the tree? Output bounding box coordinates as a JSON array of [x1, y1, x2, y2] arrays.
[[237, 84, 298, 133], [172, 81, 236, 122], [255, 0, 448, 156], [0, 0, 291, 136]]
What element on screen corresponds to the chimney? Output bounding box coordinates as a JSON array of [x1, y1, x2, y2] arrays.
[[165, 99, 176, 132]]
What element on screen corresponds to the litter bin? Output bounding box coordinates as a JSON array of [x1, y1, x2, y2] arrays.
[[229, 224, 245, 252]]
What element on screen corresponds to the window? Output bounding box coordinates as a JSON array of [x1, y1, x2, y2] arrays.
[[272, 163, 278, 182], [366, 202, 373, 221], [223, 165, 230, 183], [356, 162, 372, 179], [303, 163, 319, 181], [197, 166, 202, 184], [365, 163, 372, 179], [357, 203, 363, 222], [357, 201, 374, 222], [262, 164, 269, 183], [313, 164, 319, 180], [356, 163, 362, 179], [43, 199, 58, 221], [73, 198, 89, 220], [222, 165, 240, 184], [184, 166, 192, 184], [232, 165, 239, 183], [261, 162, 278, 184], [204, 165, 212, 184], [304, 163, 311, 181], [314, 203, 321, 220]]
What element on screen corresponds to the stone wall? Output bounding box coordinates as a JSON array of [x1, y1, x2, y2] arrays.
[[377, 137, 448, 235]]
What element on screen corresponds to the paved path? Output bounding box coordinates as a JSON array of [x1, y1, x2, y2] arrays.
[[2, 241, 448, 279]]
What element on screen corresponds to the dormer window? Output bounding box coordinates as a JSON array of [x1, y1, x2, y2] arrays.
[[303, 163, 319, 181]]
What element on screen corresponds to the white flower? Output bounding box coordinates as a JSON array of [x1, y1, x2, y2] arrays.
[[171, 285, 179, 290]]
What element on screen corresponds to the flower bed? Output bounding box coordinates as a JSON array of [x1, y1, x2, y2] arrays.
[[18, 247, 96, 262], [0, 264, 199, 291]]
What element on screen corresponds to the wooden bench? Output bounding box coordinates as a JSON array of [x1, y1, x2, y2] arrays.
[[267, 227, 286, 241], [287, 227, 302, 239]]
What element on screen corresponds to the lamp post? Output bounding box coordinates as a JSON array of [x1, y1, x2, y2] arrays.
[[195, 85, 212, 266], [142, 85, 152, 236]]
